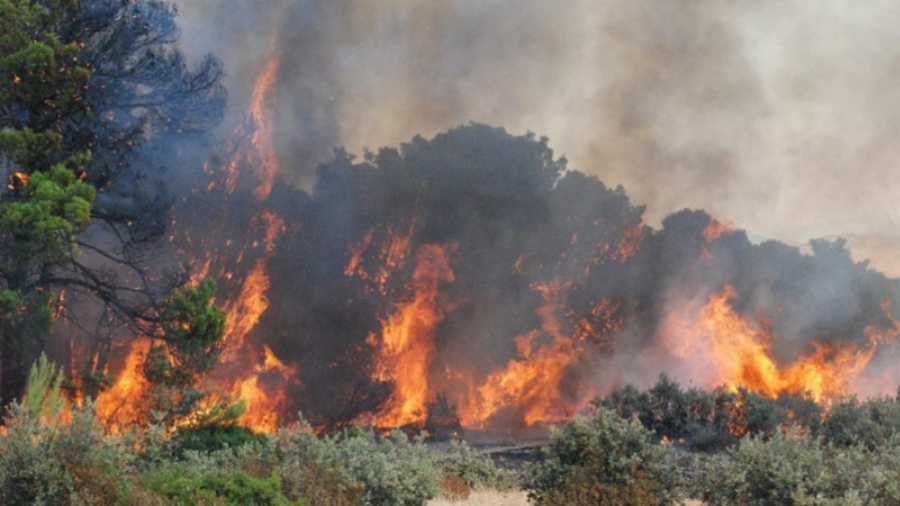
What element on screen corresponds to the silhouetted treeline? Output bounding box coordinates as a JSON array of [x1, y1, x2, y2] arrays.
[[182, 123, 900, 428]]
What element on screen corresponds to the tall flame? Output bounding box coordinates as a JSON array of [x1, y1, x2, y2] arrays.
[[370, 244, 455, 426], [96, 33, 292, 434], [209, 37, 294, 431], [247, 42, 280, 202], [95, 337, 151, 432], [224, 34, 281, 201], [219, 211, 285, 356]]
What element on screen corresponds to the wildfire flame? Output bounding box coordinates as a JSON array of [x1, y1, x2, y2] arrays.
[[369, 244, 455, 427], [344, 224, 414, 294], [95, 337, 151, 432], [95, 34, 293, 434], [225, 34, 281, 201], [701, 218, 734, 260], [460, 281, 581, 427], [227, 345, 299, 433], [663, 286, 885, 401], [206, 39, 294, 431], [219, 211, 284, 356]]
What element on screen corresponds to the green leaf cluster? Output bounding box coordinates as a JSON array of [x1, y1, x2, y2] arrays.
[[145, 278, 226, 389], [0, 164, 95, 265], [0, 0, 90, 165]]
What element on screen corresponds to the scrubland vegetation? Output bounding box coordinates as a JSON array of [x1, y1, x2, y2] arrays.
[[6, 361, 900, 505]]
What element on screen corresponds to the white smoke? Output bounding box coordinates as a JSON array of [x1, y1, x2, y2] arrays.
[[174, 0, 900, 246]]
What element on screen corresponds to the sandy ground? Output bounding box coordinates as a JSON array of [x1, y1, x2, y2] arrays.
[[428, 490, 529, 506], [428, 490, 705, 506]]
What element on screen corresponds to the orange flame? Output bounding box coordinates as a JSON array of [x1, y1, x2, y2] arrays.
[[663, 286, 882, 401], [247, 42, 280, 202], [345, 224, 415, 294], [370, 244, 455, 426], [8, 171, 30, 190], [223, 35, 280, 200], [187, 31, 291, 433], [219, 211, 284, 356], [612, 224, 645, 263], [460, 281, 580, 427], [95, 337, 151, 432], [701, 218, 734, 260], [228, 345, 299, 433]]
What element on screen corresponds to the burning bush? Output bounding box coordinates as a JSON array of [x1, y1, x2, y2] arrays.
[[425, 393, 463, 441], [598, 375, 823, 451]]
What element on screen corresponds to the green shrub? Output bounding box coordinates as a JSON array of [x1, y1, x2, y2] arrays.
[[435, 439, 516, 491], [324, 428, 442, 506], [170, 423, 267, 457], [0, 357, 145, 505], [146, 465, 304, 506], [691, 430, 900, 505], [272, 425, 441, 506], [526, 407, 681, 506], [817, 395, 900, 450], [0, 400, 141, 505]]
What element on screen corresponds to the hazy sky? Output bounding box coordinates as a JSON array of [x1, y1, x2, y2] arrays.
[[174, 0, 900, 245]]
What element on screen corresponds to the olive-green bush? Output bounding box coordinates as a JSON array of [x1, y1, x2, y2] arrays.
[[598, 375, 822, 451], [692, 430, 900, 505], [145, 465, 304, 506], [434, 439, 516, 491], [526, 407, 682, 506]]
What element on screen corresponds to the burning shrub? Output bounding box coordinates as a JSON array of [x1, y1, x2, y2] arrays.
[[425, 393, 463, 441], [598, 375, 822, 451], [525, 407, 682, 506]]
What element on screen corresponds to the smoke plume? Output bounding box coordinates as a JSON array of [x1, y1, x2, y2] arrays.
[[175, 0, 900, 245], [129, 2, 900, 431]]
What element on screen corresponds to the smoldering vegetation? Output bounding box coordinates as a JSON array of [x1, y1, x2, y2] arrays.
[[177, 123, 900, 429]]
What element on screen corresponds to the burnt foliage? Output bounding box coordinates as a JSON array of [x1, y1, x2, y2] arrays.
[[238, 123, 900, 428]]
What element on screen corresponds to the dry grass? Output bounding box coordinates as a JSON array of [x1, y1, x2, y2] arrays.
[[428, 490, 705, 506], [428, 489, 529, 506]]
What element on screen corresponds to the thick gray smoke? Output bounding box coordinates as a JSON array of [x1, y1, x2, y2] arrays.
[[174, 0, 900, 249]]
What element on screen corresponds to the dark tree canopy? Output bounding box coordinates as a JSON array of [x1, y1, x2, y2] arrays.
[[243, 123, 900, 429]]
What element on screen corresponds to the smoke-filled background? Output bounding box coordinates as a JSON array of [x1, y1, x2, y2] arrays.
[[90, 0, 900, 432], [174, 0, 900, 255]]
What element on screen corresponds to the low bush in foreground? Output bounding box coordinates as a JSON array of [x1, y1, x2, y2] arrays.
[[692, 430, 900, 505], [0, 357, 514, 506], [526, 407, 682, 506], [11, 358, 900, 505]]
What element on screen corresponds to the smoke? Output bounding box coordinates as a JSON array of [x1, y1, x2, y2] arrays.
[[174, 0, 900, 246], [154, 1, 900, 430], [185, 123, 894, 429]]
